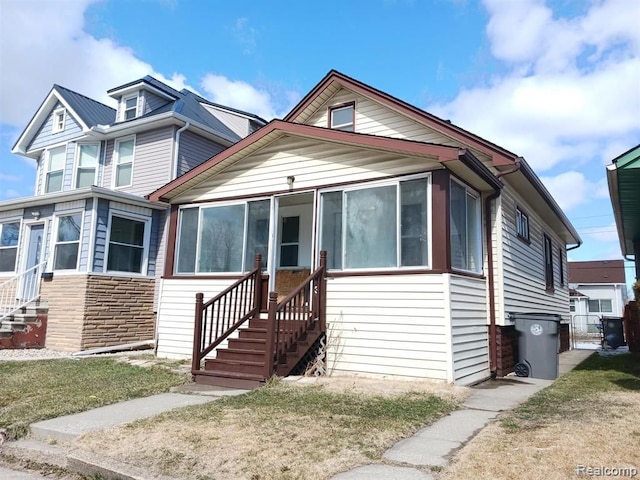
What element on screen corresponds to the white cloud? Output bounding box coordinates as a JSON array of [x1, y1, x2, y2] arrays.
[[429, 0, 640, 173], [540, 170, 609, 213], [234, 17, 257, 55], [201, 74, 283, 120]]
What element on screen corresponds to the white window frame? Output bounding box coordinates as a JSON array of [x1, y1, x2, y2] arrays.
[[104, 211, 151, 275], [318, 173, 432, 272], [73, 142, 101, 189], [45, 145, 66, 194], [515, 206, 529, 241], [52, 108, 66, 133], [450, 178, 483, 274], [113, 136, 135, 188], [587, 299, 613, 313], [121, 93, 139, 121], [175, 197, 272, 275], [51, 211, 84, 272], [0, 218, 22, 274], [329, 103, 355, 131]]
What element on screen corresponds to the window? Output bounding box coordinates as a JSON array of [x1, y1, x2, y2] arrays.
[[0, 221, 20, 272], [52, 108, 65, 133], [106, 215, 148, 273], [558, 247, 564, 286], [450, 180, 482, 273], [320, 177, 430, 270], [45, 146, 66, 193], [114, 137, 134, 187], [543, 234, 553, 291], [176, 199, 270, 274], [569, 299, 575, 313], [329, 103, 354, 131], [122, 94, 138, 121], [588, 299, 613, 313], [75, 144, 99, 188], [515, 206, 529, 241], [280, 216, 299, 267], [53, 213, 82, 270]]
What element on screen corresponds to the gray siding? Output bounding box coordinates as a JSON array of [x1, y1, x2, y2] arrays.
[[103, 126, 174, 196], [62, 142, 76, 191], [29, 102, 83, 151], [177, 131, 225, 177], [92, 199, 110, 272], [147, 209, 160, 278], [142, 91, 169, 114], [78, 199, 93, 271]]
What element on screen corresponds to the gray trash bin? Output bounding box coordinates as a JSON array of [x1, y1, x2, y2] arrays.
[[512, 313, 561, 380]]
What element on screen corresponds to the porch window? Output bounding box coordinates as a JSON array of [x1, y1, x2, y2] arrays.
[[450, 180, 482, 273], [280, 216, 299, 267], [75, 143, 99, 188], [114, 137, 134, 187], [320, 176, 430, 270], [543, 234, 553, 291], [106, 215, 148, 274], [176, 199, 270, 274], [53, 213, 82, 270], [0, 221, 20, 272], [45, 146, 66, 193]]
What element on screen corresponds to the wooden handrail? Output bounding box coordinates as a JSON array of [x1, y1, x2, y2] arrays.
[[192, 254, 263, 373]]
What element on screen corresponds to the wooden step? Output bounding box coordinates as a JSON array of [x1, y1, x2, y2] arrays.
[[227, 338, 266, 351], [217, 348, 266, 362], [204, 358, 266, 376], [238, 328, 267, 339], [193, 369, 264, 389]]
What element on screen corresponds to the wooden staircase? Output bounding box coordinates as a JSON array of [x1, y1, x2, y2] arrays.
[[191, 253, 327, 389]]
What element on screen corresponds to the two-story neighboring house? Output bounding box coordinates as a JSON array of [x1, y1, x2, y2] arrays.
[[146, 70, 580, 387], [568, 260, 628, 333], [0, 76, 265, 351]]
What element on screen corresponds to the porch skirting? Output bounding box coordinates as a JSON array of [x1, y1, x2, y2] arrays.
[[40, 274, 156, 352]]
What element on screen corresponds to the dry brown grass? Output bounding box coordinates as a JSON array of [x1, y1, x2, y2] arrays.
[[77, 376, 461, 480], [439, 354, 640, 480]]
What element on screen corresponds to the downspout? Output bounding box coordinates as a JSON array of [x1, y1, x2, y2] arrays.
[[486, 157, 522, 377], [173, 122, 190, 180]]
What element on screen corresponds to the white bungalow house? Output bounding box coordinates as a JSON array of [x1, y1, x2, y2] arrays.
[[148, 70, 580, 387]]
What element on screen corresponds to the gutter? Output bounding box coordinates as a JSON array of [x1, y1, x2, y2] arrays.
[[173, 122, 191, 180], [486, 157, 522, 378]]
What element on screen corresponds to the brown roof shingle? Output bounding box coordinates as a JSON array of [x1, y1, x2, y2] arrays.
[[568, 260, 626, 284]]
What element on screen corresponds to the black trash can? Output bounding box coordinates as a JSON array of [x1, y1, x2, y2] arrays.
[[512, 313, 562, 380], [601, 317, 625, 350]]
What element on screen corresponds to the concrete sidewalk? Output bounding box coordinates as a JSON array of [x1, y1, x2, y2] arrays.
[[1, 350, 593, 480]]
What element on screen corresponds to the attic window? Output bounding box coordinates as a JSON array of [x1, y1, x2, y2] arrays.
[[122, 94, 138, 121], [52, 108, 66, 133], [329, 103, 354, 131], [515, 206, 529, 242]]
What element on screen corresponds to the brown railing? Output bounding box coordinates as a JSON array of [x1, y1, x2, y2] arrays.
[[264, 251, 327, 378], [192, 254, 264, 373]]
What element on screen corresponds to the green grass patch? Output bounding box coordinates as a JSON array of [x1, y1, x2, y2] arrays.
[[0, 358, 189, 439], [503, 353, 640, 430]]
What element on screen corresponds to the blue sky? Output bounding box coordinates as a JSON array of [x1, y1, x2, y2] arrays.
[[0, 0, 639, 281]]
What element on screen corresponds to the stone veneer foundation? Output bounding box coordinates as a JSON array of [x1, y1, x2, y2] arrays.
[[39, 274, 156, 352]]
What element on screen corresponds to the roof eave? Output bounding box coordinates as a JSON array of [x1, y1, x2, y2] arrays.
[[606, 163, 629, 256]]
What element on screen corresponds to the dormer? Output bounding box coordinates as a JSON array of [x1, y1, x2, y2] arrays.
[[107, 76, 179, 123]]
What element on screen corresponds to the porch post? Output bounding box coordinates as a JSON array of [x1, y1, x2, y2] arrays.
[[192, 293, 204, 373], [253, 253, 263, 319], [319, 250, 327, 332], [263, 292, 278, 380]]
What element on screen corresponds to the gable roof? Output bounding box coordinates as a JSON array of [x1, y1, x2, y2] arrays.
[[568, 260, 626, 284], [147, 119, 500, 203], [285, 70, 518, 167], [192, 92, 268, 124]]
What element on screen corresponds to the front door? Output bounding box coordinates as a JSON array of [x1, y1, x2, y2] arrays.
[[270, 193, 314, 300], [21, 224, 44, 300]]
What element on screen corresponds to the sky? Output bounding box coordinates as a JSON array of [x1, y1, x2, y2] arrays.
[[0, 0, 639, 282]]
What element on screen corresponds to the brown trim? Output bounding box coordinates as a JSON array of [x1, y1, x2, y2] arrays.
[[284, 70, 517, 165], [148, 120, 459, 202], [328, 101, 355, 131], [327, 268, 486, 278], [449, 269, 485, 280], [163, 274, 271, 281], [164, 204, 179, 278], [431, 169, 451, 271]]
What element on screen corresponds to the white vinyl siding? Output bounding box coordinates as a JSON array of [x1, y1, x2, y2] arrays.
[[201, 104, 251, 138], [499, 186, 570, 323], [155, 278, 239, 358], [449, 274, 490, 385], [325, 274, 450, 380], [174, 136, 442, 204]]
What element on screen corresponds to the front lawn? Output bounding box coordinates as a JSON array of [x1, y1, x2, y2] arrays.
[[0, 357, 189, 439]]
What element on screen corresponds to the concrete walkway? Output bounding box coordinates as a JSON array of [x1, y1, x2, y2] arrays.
[[0, 350, 593, 480]]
